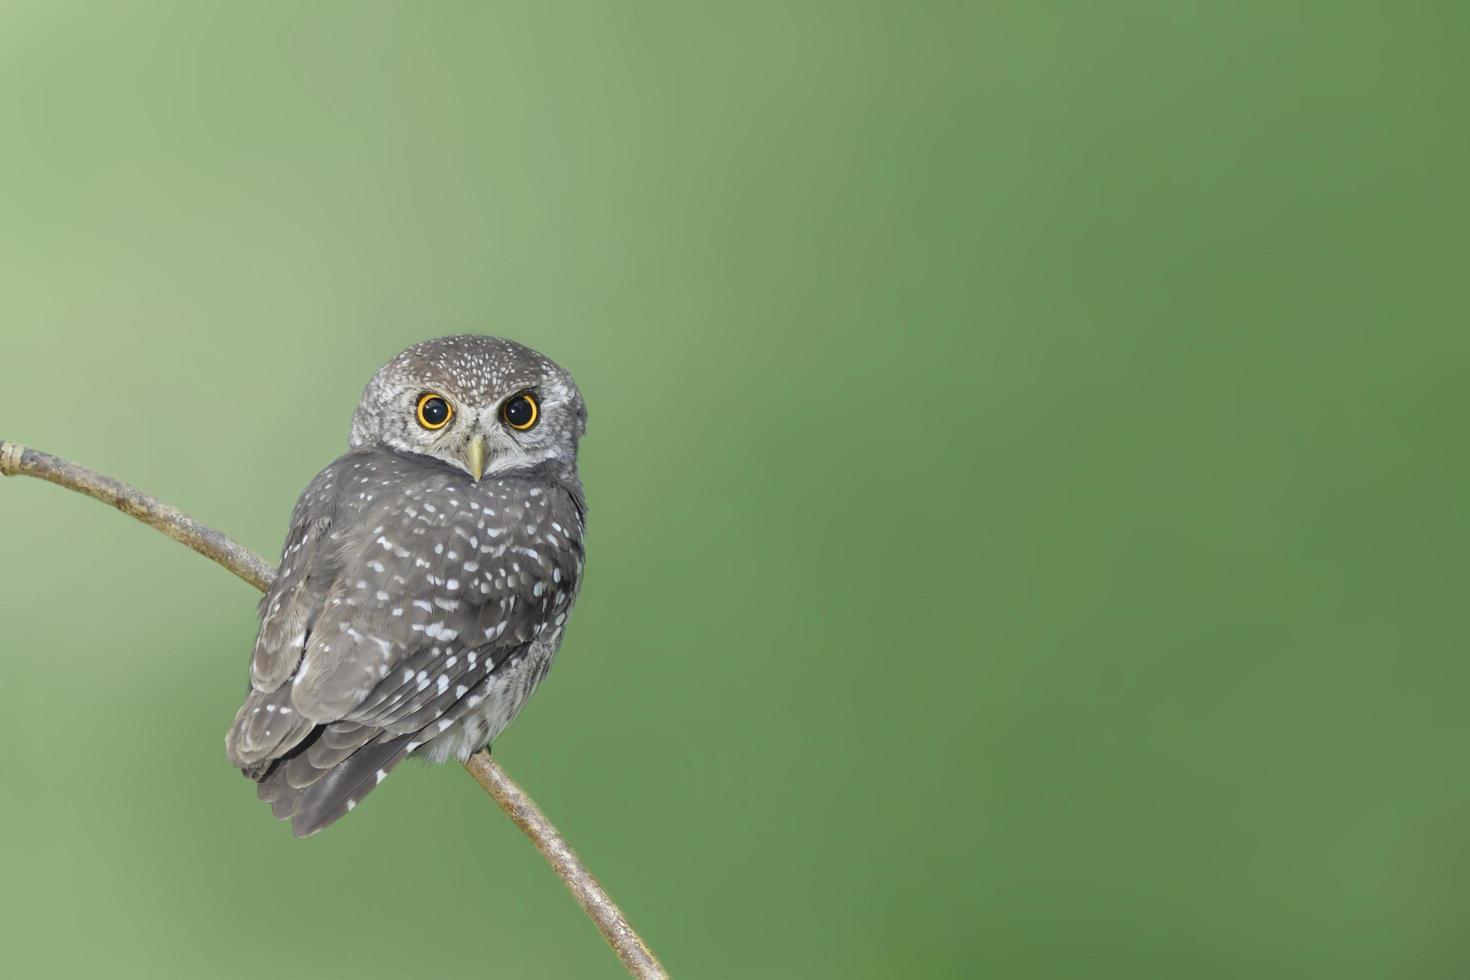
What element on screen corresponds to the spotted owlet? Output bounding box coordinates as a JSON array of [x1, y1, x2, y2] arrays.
[[225, 335, 587, 837]]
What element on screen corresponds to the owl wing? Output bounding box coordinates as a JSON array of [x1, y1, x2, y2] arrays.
[[226, 458, 357, 770], [227, 454, 584, 835], [289, 474, 583, 727]]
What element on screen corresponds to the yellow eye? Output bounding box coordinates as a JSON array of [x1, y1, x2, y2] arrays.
[[502, 391, 538, 431], [416, 393, 454, 430]]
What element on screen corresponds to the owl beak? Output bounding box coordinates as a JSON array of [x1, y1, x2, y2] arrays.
[[464, 435, 486, 482]]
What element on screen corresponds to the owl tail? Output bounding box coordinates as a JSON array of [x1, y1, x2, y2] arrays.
[[254, 726, 416, 837]]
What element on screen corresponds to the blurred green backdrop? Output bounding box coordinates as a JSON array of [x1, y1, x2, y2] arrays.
[[2, 2, 1467, 977]]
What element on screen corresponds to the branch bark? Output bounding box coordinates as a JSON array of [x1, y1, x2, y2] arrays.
[[0, 439, 667, 980]]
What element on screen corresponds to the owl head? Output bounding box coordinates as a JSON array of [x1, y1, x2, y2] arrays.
[[349, 335, 586, 481]]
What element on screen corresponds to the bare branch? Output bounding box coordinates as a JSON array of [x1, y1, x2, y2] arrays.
[[1, 439, 668, 980], [0, 441, 275, 591], [463, 753, 668, 978]]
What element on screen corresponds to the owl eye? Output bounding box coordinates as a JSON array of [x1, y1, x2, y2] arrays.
[[415, 393, 454, 430], [502, 392, 538, 431]]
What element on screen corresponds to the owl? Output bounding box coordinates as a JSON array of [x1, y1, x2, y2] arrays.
[[225, 335, 587, 836]]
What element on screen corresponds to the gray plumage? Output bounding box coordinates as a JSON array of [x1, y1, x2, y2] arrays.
[[226, 335, 587, 836]]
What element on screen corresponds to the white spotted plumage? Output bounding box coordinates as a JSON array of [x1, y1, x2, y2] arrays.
[[225, 336, 587, 837]]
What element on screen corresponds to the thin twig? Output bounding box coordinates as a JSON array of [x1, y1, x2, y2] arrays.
[[1, 439, 667, 980], [464, 753, 667, 978], [0, 440, 276, 591]]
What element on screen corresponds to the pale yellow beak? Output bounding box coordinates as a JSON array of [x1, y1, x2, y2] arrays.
[[465, 435, 486, 482]]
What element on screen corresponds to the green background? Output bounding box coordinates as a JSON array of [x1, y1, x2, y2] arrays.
[[1, 2, 1466, 977]]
